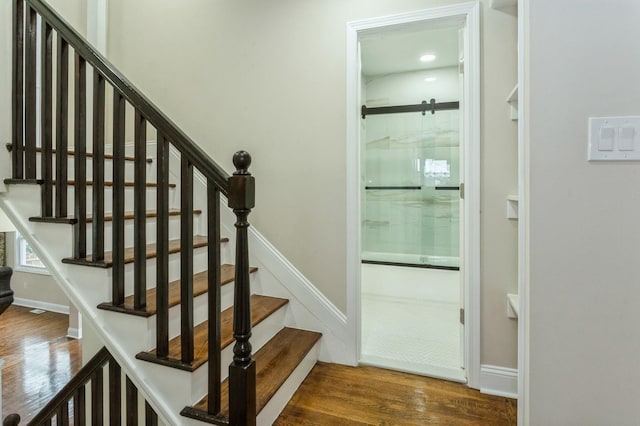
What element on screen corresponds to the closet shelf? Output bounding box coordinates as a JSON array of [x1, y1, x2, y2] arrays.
[[507, 195, 519, 219], [507, 84, 518, 121], [491, 0, 517, 12], [507, 293, 519, 319]]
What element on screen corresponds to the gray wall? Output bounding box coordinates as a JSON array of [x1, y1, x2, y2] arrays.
[[529, 0, 640, 423], [5, 232, 70, 308], [105, 0, 519, 369]]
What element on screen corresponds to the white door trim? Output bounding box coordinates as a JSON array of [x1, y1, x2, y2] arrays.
[[86, 0, 108, 54], [517, 0, 528, 424], [345, 1, 481, 388]]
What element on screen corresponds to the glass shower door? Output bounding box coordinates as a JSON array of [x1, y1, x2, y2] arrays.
[[361, 109, 460, 269]]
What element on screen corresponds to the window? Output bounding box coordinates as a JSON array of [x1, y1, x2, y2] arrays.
[[15, 233, 48, 274]]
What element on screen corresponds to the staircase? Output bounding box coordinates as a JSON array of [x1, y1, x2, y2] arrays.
[[0, 0, 327, 424]]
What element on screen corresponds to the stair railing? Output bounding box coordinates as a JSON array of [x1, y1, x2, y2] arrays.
[[3, 347, 160, 425], [10, 0, 256, 423]]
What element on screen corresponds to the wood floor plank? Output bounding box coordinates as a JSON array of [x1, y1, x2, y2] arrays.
[[0, 307, 516, 425], [61, 235, 221, 268], [192, 327, 322, 416], [0, 306, 82, 424], [137, 295, 288, 371], [98, 265, 258, 317], [275, 362, 517, 425]]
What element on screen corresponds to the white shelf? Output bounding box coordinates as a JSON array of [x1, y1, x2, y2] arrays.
[[507, 84, 518, 121], [506, 195, 519, 219], [491, 0, 517, 12], [507, 293, 519, 319]]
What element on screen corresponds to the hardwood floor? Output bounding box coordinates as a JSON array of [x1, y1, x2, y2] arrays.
[[0, 305, 515, 425], [0, 305, 81, 424], [275, 362, 517, 425]]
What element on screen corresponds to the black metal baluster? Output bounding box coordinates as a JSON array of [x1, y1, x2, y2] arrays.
[[55, 36, 69, 217], [24, 5, 36, 179], [12, 0, 24, 179], [126, 376, 138, 426], [180, 155, 194, 363], [112, 91, 126, 306], [73, 54, 87, 260], [91, 368, 104, 426], [56, 401, 69, 425], [134, 109, 147, 309], [207, 181, 221, 415], [144, 401, 158, 426], [75, 385, 86, 426], [228, 151, 256, 426], [41, 20, 53, 217], [109, 358, 121, 426], [156, 133, 169, 356], [92, 69, 105, 262]]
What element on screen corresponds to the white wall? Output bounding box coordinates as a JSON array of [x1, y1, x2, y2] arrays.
[[528, 0, 640, 423], [101, 0, 516, 369]]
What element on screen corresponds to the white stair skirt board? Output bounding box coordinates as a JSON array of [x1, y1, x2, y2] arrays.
[[480, 365, 518, 399], [256, 341, 320, 426]]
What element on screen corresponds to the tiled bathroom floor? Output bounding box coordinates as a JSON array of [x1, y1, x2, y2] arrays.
[[360, 263, 465, 382]]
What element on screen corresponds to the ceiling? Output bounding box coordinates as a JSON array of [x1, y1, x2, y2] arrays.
[[360, 26, 460, 77]]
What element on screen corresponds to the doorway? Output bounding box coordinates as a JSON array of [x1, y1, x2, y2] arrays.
[[359, 24, 464, 381], [346, 4, 481, 388]]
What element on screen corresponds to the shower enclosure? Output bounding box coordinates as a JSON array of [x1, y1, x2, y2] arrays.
[[361, 101, 460, 269]]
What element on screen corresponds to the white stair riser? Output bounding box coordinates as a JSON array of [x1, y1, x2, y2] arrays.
[[185, 306, 287, 403], [61, 185, 179, 213], [256, 341, 320, 426], [83, 214, 199, 252], [35, 156, 153, 183], [99, 280, 236, 352], [100, 303, 288, 405], [31, 140, 160, 178]]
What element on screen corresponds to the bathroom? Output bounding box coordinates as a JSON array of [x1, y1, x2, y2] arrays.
[[359, 24, 465, 382]]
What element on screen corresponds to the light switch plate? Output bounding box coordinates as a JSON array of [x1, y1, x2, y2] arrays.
[[589, 116, 640, 161]]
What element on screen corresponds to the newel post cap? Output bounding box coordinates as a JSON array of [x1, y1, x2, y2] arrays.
[[228, 151, 255, 210]]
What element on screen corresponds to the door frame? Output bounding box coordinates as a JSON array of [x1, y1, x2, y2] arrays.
[[345, 2, 481, 388]]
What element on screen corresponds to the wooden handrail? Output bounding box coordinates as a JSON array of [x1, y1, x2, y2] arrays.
[[25, 0, 231, 194]]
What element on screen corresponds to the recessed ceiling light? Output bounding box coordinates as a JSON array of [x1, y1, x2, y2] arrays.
[[424, 77, 437, 82], [420, 54, 436, 62]]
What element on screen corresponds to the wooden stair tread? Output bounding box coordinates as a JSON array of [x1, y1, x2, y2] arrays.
[[53, 180, 176, 188], [5, 144, 152, 163], [136, 295, 289, 371], [188, 328, 322, 418], [97, 265, 258, 317], [61, 235, 221, 268], [29, 209, 202, 224]]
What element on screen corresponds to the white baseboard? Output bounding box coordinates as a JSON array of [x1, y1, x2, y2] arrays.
[[480, 364, 518, 398], [66, 327, 82, 339], [13, 297, 70, 315]]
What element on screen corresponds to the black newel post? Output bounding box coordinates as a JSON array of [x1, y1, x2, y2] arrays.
[[228, 151, 256, 426]]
